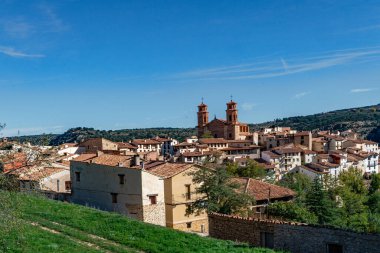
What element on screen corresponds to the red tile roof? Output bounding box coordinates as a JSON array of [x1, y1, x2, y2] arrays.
[[132, 139, 161, 145], [232, 177, 295, 202], [144, 162, 196, 178], [199, 138, 228, 144]]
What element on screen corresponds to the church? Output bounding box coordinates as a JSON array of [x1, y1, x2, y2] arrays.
[[197, 99, 254, 141]]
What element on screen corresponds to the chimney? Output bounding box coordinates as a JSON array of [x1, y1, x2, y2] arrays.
[[118, 162, 124, 167], [133, 155, 140, 166], [96, 150, 103, 157]]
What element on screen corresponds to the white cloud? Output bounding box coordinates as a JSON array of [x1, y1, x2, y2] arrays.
[[168, 47, 380, 81], [0, 46, 45, 58], [3, 20, 34, 38], [350, 88, 377, 93], [38, 4, 68, 32], [241, 103, 255, 111], [294, 92, 310, 99]]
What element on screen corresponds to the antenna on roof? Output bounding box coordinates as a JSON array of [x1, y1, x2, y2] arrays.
[[230, 95, 233, 101], [201, 97, 204, 104]]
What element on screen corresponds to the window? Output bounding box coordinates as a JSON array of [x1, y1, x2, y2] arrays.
[[111, 193, 118, 203], [185, 184, 191, 200], [149, 195, 157, 205], [75, 172, 81, 182], [65, 181, 71, 191], [118, 174, 125, 184], [326, 243, 343, 253], [186, 222, 192, 228]]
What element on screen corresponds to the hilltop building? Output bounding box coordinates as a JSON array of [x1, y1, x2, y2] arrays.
[[197, 100, 255, 141]]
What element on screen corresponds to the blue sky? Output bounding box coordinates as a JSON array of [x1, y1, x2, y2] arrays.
[[1, 0, 380, 137]]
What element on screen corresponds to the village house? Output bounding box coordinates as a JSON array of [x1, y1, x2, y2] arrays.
[[79, 138, 119, 153], [198, 138, 229, 150], [6, 164, 71, 198], [347, 149, 379, 175], [262, 146, 303, 179], [131, 139, 162, 154], [232, 177, 295, 217], [344, 139, 379, 153], [116, 142, 138, 154], [178, 151, 215, 164], [312, 138, 329, 153], [141, 162, 208, 233], [151, 136, 178, 156], [70, 154, 166, 226]]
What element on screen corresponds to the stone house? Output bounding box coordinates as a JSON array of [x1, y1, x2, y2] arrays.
[[142, 162, 208, 233], [79, 138, 119, 153], [70, 154, 166, 226]]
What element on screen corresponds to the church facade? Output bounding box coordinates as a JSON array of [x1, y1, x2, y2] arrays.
[[197, 100, 253, 141]]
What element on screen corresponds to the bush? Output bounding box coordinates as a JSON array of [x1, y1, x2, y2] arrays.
[[267, 202, 317, 224]]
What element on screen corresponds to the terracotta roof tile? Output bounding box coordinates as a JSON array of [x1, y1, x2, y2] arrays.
[[232, 177, 295, 201], [144, 162, 195, 178]]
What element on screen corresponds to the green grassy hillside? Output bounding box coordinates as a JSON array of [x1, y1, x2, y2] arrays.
[[1, 191, 277, 253]]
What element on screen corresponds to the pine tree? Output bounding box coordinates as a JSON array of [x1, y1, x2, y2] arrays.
[[305, 178, 337, 224]]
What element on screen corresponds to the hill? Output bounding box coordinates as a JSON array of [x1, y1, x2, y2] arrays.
[[7, 103, 380, 145], [249, 103, 380, 142], [1, 191, 276, 253]]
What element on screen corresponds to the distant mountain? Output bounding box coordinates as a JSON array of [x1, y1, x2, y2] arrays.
[[48, 127, 197, 145], [8, 103, 380, 145]]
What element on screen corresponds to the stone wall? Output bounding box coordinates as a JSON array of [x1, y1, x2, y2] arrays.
[[172, 218, 209, 234], [209, 213, 380, 253], [143, 203, 166, 226]]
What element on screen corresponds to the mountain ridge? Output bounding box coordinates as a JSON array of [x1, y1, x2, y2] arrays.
[[8, 103, 380, 145]]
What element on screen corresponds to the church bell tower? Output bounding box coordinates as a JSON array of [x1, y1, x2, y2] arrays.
[[226, 99, 238, 125], [197, 99, 209, 137]]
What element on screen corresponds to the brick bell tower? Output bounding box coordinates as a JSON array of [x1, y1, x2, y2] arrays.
[[197, 98, 209, 137], [226, 99, 238, 125]]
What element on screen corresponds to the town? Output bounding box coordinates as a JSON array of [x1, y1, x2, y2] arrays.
[[1, 99, 379, 252]]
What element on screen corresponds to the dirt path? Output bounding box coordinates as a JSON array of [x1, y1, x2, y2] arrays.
[[30, 222, 109, 252], [28, 219, 144, 253]]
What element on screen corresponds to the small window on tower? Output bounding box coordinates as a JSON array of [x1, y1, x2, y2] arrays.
[[118, 174, 125, 184]]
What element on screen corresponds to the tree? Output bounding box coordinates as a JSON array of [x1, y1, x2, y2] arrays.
[[226, 160, 267, 179], [188, 166, 254, 216], [267, 201, 317, 224], [305, 178, 338, 225], [201, 131, 213, 138], [369, 173, 380, 195], [339, 167, 367, 195], [278, 173, 312, 203], [367, 191, 380, 213], [238, 160, 266, 179]]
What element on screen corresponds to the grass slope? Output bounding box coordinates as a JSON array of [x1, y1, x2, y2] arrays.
[[2, 192, 278, 253]]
